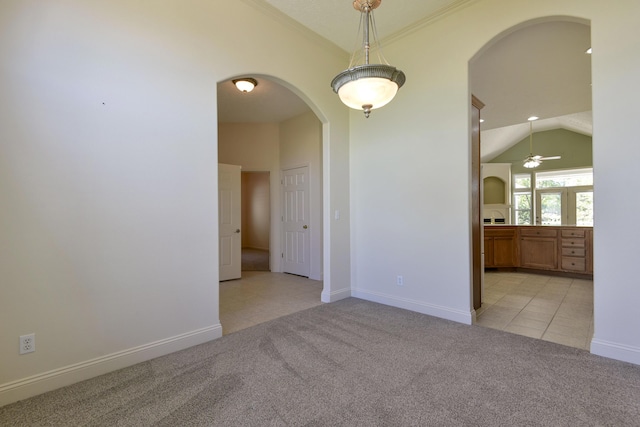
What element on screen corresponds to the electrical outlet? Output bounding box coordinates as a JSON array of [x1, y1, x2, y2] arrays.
[[20, 334, 35, 355], [396, 275, 404, 286]]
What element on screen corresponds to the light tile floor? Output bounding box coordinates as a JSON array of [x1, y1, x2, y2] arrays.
[[476, 271, 594, 350], [219, 271, 323, 335]]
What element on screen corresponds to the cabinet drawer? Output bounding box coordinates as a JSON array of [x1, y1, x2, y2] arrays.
[[562, 247, 586, 257], [562, 257, 586, 272], [520, 228, 558, 237], [484, 227, 517, 238], [562, 238, 585, 248], [561, 229, 586, 238]]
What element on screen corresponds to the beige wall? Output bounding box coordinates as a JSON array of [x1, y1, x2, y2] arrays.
[[218, 123, 280, 170], [242, 172, 271, 250], [0, 0, 350, 405], [350, 0, 640, 364]]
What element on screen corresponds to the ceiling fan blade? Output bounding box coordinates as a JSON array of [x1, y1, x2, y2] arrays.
[[538, 156, 561, 160]]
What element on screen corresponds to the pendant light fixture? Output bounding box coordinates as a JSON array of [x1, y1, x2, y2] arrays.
[[330, 0, 406, 118]]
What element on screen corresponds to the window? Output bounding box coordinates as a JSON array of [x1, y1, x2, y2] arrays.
[[535, 168, 593, 188], [513, 174, 533, 225], [512, 169, 593, 226]]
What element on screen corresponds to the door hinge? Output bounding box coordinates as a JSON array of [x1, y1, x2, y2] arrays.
[[281, 253, 284, 258]]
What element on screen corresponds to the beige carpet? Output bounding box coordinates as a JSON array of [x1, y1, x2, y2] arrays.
[[2, 298, 640, 426], [241, 248, 269, 271]]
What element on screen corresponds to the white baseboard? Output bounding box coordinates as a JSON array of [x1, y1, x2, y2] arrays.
[[351, 288, 473, 325], [0, 324, 222, 407], [321, 286, 351, 303], [590, 338, 640, 366]]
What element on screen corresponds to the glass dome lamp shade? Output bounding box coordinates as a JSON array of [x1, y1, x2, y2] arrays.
[[330, 0, 406, 118], [332, 65, 405, 117], [523, 156, 541, 169], [233, 78, 257, 93]]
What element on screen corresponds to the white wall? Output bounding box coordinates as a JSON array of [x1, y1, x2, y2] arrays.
[[0, 0, 351, 405], [350, 0, 640, 364]]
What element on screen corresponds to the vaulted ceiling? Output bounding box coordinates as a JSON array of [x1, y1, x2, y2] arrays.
[[219, 1, 592, 161]]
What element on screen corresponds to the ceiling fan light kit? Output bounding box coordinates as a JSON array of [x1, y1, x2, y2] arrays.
[[522, 117, 561, 168], [330, 0, 406, 118]]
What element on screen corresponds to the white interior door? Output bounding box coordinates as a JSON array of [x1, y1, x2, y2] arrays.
[[282, 166, 310, 277], [219, 163, 241, 281]]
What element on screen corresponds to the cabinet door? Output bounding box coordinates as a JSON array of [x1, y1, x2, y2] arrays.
[[520, 237, 558, 270], [484, 237, 495, 268], [494, 236, 516, 267]]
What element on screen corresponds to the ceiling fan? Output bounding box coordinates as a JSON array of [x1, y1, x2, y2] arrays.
[[523, 117, 561, 168]]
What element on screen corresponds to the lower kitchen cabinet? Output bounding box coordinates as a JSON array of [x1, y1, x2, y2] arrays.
[[484, 225, 592, 277], [520, 227, 558, 270], [484, 227, 517, 268]]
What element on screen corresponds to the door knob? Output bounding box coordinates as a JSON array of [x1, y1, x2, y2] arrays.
[[235, 229, 240, 233], [303, 225, 308, 229]]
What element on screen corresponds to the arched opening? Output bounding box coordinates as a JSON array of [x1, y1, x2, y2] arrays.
[[470, 17, 593, 350], [216, 75, 326, 335]]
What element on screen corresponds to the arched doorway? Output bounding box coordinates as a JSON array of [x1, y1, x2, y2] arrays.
[[216, 75, 325, 334], [470, 18, 594, 350]]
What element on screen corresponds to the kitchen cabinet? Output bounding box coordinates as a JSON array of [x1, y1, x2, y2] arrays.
[[520, 227, 558, 270], [483, 225, 593, 277], [484, 227, 517, 267], [560, 228, 588, 273]]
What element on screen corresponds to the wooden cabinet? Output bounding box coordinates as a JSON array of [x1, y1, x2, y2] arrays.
[[484, 227, 517, 267], [520, 227, 558, 270], [484, 226, 592, 277], [560, 228, 588, 273]]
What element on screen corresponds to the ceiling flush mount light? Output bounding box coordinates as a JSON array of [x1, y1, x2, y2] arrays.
[[233, 78, 258, 93], [330, 0, 406, 118]]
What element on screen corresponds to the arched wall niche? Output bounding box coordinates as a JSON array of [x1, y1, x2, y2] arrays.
[[483, 176, 505, 205]]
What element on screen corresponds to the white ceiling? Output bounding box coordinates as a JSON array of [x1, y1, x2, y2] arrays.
[[219, 1, 592, 161]]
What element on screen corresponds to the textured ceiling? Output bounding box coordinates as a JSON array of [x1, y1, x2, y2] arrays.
[[219, 1, 592, 160]]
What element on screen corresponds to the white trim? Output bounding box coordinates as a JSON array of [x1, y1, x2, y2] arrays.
[[321, 287, 351, 303], [351, 289, 473, 325], [590, 338, 640, 366], [0, 324, 222, 407]]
